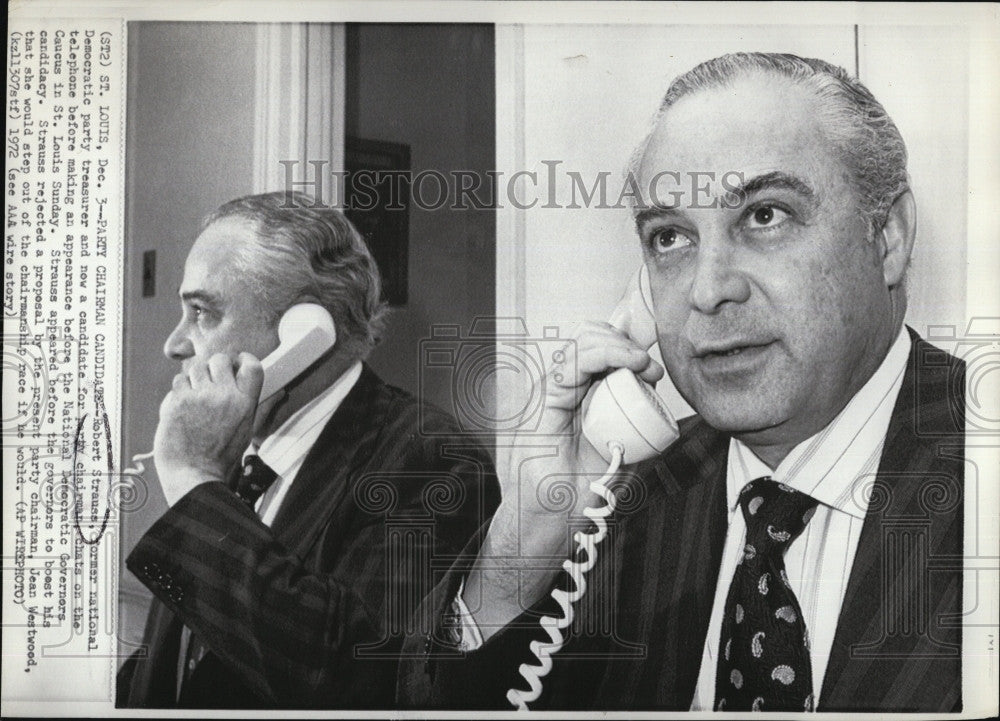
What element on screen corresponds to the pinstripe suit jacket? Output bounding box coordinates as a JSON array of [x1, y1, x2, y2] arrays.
[[118, 365, 500, 708], [399, 330, 964, 711]]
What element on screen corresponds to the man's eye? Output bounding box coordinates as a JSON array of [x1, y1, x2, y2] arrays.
[[746, 204, 790, 229], [649, 227, 694, 253]]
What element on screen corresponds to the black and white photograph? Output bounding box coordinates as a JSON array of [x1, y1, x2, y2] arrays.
[[3, 1, 998, 717]]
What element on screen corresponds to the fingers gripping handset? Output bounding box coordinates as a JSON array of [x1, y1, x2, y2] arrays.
[[128, 303, 337, 495], [507, 268, 679, 710], [581, 266, 680, 464]]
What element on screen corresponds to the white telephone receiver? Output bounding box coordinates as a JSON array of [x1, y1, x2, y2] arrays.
[[258, 302, 338, 402], [581, 266, 679, 465]]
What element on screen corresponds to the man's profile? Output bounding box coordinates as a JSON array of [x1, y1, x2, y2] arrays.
[[399, 52, 964, 712], [117, 192, 500, 708]]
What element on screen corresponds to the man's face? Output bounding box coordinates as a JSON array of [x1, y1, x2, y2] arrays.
[[164, 216, 280, 371], [636, 74, 897, 451]]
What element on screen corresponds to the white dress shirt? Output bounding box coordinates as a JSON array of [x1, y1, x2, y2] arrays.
[[175, 361, 362, 697], [690, 328, 910, 709]]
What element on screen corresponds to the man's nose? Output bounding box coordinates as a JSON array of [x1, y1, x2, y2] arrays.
[[687, 239, 751, 314], [163, 323, 194, 361]]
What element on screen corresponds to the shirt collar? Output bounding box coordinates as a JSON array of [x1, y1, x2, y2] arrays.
[[727, 327, 911, 519], [247, 361, 363, 479]]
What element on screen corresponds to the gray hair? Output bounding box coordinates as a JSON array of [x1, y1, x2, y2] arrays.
[[203, 191, 388, 359], [629, 52, 909, 239]]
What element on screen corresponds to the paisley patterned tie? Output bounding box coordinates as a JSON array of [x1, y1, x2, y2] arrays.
[[714, 477, 820, 712]]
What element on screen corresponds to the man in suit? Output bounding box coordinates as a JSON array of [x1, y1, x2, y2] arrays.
[[117, 191, 500, 708], [398, 53, 964, 711]]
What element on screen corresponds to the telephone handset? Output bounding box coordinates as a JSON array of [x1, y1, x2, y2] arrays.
[[125, 303, 337, 479], [507, 267, 679, 710], [581, 265, 680, 465], [258, 302, 337, 403]]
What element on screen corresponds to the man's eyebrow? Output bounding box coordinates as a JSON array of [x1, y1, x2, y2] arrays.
[[734, 171, 817, 204], [634, 204, 682, 229], [179, 290, 222, 307], [633, 171, 817, 230]]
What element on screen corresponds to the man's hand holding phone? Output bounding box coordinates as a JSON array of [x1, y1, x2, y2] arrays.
[[153, 352, 264, 506], [464, 320, 664, 642], [512, 321, 665, 517]]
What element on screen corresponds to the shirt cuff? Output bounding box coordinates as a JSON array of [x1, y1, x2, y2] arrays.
[[454, 577, 485, 652]]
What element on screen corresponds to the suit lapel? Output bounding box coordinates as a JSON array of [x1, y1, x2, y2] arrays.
[[820, 331, 964, 710], [612, 417, 730, 707], [659, 419, 731, 705], [269, 364, 389, 559]]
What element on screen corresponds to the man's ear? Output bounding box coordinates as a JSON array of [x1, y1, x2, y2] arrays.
[[878, 189, 916, 288]]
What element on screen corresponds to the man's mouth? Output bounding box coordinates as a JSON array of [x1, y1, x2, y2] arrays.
[[692, 341, 776, 368], [710, 347, 749, 358], [694, 341, 772, 358]]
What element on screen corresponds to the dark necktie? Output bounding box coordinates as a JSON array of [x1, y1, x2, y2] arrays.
[[179, 455, 278, 699], [235, 454, 278, 508], [714, 477, 820, 712]]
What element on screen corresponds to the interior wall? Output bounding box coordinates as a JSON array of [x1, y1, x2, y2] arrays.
[[120, 21, 258, 651], [858, 24, 969, 337], [345, 24, 496, 414]]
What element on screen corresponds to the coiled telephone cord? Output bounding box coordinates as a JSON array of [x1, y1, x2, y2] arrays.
[[506, 441, 624, 710]]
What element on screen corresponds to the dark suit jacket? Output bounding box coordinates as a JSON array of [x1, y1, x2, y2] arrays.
[[118, 365, 500, 708], [398, 330, 964, 711]]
